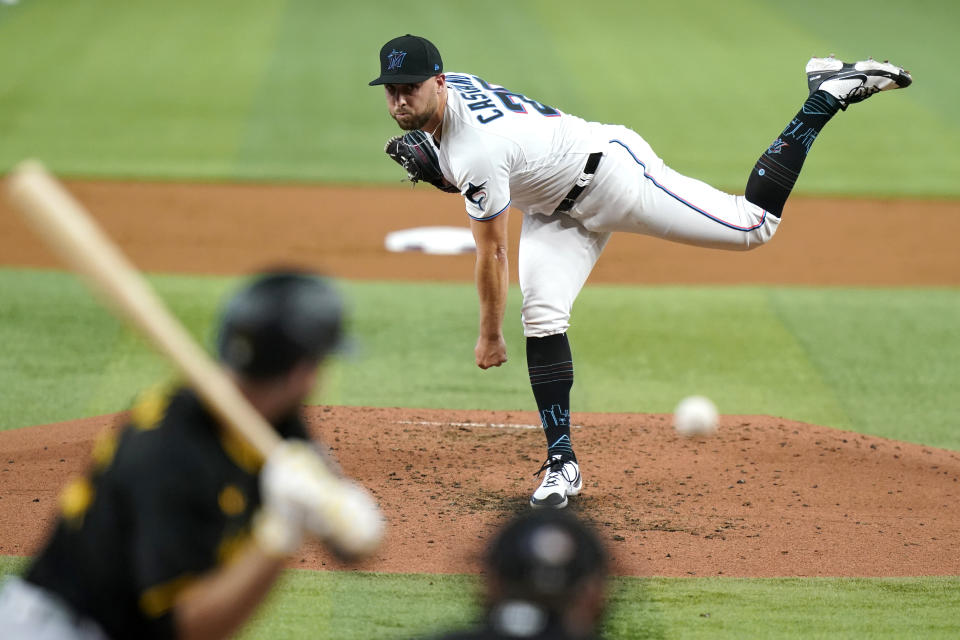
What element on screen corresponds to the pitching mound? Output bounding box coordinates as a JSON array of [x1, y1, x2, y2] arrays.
[[2, 407, 958, 577]]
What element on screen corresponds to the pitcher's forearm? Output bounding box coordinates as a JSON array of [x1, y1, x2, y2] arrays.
[[475, 247, 508, 337]]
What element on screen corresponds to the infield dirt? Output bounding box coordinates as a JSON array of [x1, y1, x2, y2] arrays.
[[2, 407, 959, 577], [1, 181, 958, 578], [1, 180, 958, 285]]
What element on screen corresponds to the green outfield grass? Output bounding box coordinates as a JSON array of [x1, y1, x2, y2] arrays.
[[2, 269, 959, 451], [1, 0, 957, 195], [2, 557, 959, 639]]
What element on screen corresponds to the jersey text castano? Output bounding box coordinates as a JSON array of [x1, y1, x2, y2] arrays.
[[446, 74, 560, 124]]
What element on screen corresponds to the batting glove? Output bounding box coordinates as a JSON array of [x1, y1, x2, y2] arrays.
[[255, 440, 383, 558]]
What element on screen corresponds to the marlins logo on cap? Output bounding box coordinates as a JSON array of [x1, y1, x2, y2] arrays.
[[369, 34, 443, 86], [386, 49, 407, 71]]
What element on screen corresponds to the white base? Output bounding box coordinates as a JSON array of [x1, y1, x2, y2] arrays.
[[384, 226, 475, 255]]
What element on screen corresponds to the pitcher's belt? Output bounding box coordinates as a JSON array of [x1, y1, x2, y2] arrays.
[[553, 151, 603, 213]]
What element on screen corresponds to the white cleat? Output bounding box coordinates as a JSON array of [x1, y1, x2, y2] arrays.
[[805, 55, 912, 110], [530, 455, 582, 509]]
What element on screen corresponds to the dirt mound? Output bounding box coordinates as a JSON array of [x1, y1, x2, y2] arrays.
[[2, 407, 958, 577]]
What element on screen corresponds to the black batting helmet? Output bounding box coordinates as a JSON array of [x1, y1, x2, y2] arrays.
[[216, 271, 347, 379], [487, 509, 607, 609]]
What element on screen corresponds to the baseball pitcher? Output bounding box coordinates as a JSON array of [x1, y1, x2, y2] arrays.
[[371, 34, 911, 509]]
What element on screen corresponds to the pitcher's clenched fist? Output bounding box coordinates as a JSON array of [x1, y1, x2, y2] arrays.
[[475, 334, 507, 369]]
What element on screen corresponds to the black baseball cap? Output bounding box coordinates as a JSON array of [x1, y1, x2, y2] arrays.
[[216, 271, 348, 379], [369, 34, 443, 86]]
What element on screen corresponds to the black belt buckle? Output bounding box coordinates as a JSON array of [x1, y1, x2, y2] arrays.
[[554, 151, 603, 213]]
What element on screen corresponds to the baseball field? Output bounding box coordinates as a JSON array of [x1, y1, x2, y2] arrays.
[[2, 0, 960, 637]]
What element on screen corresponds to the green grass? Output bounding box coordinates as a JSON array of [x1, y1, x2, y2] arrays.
[[2, 269, 959, 450], [1, 0, 957, 195], [0, 1, 286, 179], [2, 557, 958, 638], [0, 555, 29, 576], [242, 574, 960, 639], [605, 577, 960, 639]]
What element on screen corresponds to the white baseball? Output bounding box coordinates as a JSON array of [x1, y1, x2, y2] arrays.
[[673, 395, 718, 436]]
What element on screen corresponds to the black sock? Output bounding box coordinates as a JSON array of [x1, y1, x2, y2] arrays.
[[745, 90, 841, 217], [527, 333, 575, 461]]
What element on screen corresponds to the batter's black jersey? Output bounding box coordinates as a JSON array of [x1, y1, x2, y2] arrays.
[[26, 384, 308, 639]]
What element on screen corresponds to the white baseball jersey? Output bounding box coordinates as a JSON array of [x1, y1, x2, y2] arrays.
[[430, 71, 780, 337], [437, 72, 606, 221]]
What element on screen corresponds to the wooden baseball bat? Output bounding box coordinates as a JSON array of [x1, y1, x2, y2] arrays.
[[6, 160, 384, 555], [6, 160, 383, 556], [5, 160, 282, 456]]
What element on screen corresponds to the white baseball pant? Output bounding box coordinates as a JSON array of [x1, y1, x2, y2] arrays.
[[0, 577, 109, 640], [519, 124, 780, 337]]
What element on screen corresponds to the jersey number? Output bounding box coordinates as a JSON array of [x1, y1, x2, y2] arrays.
[[492, 91, 559, 117], [475, 77, 559, 120]]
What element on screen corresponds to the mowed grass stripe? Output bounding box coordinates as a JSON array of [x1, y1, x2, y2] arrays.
[[232, 0, 560, 182], [1, 269, 957, 452], [0, 0, 286, 178], [571, 285, 851, 430], [769, 288, 960, 450], [0, 270, 226, 429], [4, 557, 957, 639], [529, 0, 815, 192], [760, 0, 960, 197], [0, 1, 954, 194], [0, 272, 133, 428]]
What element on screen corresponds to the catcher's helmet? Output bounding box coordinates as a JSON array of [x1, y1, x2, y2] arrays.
[[216, 271, 347, 379], [487, 509, 607, 609]]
